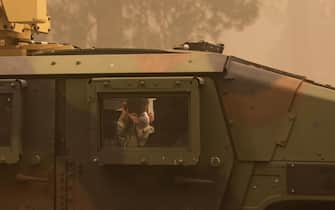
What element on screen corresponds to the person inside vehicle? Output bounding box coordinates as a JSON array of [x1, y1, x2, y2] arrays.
[[116, 98, 154, 147]]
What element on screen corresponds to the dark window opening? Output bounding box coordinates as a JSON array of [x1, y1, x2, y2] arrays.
[[0, 94, 12, 147], [100, 93, 189, 148]]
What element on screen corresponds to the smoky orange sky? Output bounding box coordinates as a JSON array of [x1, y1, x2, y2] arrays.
[[43, 0, 335, 85]]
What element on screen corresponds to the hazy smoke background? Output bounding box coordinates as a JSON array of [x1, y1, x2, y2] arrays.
[[40, 0, 335, 85]]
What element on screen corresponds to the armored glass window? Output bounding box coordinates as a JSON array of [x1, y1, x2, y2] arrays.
[[89, 77, 200, 166]]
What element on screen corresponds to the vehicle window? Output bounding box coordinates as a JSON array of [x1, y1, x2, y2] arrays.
[[100, 93, 189, 148], [0, 94, 12, 147]]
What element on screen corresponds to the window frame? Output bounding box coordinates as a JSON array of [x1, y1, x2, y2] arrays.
[[89, 77, 200, 166], [0, 80, 24, 164]]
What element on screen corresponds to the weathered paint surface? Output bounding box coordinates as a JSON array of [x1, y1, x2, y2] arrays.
[[0, 52, 227, 76], [1, 51, 335, 210]]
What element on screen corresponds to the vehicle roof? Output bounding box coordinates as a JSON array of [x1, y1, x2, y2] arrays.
[[0, 49, 227, 77]]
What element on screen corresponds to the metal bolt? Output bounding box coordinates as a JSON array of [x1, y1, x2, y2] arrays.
[[210, 156, 222, 167], [174, 159, 184, 165], [252, 185, 257, 190], [10, 82, 16, 88], [175, 80, 181, 86], [274, 178, 279, 184], [92, 156, 99, 163], [103, 81, 110, 87], [31, 154, 41, 166], [140, 157, 147, 165], [291, 188, 295, 193], [139, 80, 145, 86], [183, 44, 190, 50]]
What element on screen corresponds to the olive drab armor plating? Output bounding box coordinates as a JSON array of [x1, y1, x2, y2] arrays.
[[1, 1, 335, 210]]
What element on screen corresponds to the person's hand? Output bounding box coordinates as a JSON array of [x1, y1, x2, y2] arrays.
[[119, 104, 128, 122], [128, 113, 140, 124]]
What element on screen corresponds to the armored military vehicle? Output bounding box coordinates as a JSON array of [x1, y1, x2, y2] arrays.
[[1, 1, 335, 210]]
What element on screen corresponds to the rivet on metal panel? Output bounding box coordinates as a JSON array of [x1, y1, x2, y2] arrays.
[[91, 156, 99, 163], [31, 154, 41, 166], [140, 157, 147, 165], [252, 185, 257, 190], [139, 80, 145, 86], [210, 156, 222, 167], [290, 163, 295, 168], [274, 178, 280, 184], [174, 159, 184, 165], [109, 63, 115, 68], [183, 44, 190, 50], [10, 82, 16, 88], [290, 188, 295, 193], [103, 81, 110, 87], [175, 80, 181, 86]]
